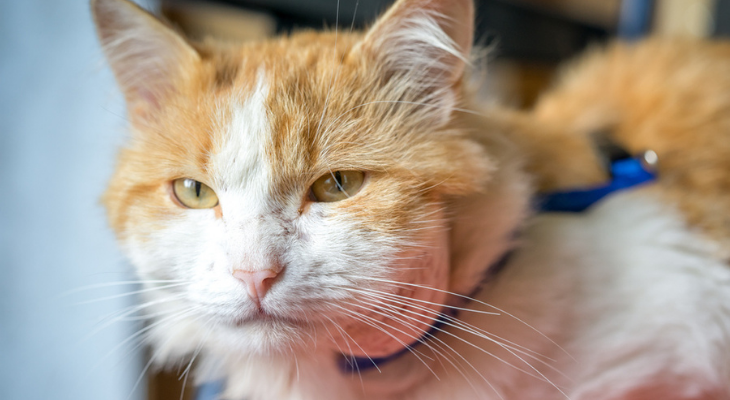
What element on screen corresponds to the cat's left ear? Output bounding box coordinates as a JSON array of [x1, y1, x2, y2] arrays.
[[92, 0, 200, 118], [356, 0, 474, 101]]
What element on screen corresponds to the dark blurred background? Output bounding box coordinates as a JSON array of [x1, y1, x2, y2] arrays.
[[160, 0, 729, 108], [1, 1, 728, 400]]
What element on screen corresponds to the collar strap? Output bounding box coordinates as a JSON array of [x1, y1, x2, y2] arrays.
[[538, 155, 656, 213]]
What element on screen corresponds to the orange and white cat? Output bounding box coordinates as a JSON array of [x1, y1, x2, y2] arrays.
[[92, 0, 730, 399]]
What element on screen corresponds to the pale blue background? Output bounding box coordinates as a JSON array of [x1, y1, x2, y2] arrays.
[[0, 1, 151, 399]]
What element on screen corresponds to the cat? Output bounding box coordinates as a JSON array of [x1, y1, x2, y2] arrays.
[[92, 0, 730, 398]]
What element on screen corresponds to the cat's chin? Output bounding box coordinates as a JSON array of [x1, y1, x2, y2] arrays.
[[215, 314, 310, 355]]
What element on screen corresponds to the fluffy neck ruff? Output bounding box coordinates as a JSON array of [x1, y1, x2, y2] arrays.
[[337, 249, 515, 373], [336, 154, 657, 374]]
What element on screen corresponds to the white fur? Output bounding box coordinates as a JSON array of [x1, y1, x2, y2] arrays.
[[564, 189, 730, 399]]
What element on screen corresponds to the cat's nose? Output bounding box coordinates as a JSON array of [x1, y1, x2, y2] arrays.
[[232, 269, 279, 305]]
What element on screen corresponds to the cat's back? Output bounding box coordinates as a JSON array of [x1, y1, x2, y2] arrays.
[[516, 38, 730, 399], [536, 38, 730, 125], [534, 38, 730, 249]]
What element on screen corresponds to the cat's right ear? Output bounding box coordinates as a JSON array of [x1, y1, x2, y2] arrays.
[[353, 0, 474, 123], [91, 0, 199, 118], [360, 0, 473, 82]]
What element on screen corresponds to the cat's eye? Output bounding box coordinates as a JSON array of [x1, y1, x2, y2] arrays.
[[172, 178, 219, 209], [310, 171, 365, 202]]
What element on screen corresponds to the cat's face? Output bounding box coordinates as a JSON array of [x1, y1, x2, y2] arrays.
[[96, 0, 488, 357]]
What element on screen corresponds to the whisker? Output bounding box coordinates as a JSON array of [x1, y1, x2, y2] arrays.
[[325, 315, 381, 374], [125, 329, 185, 400], [351, 289, 569, 382], [314, 0, 342, 142], [345, 298, 520, 373], [352, 287, 552, 362], [360, 286, 569, 371], [62, 279, 187, 297], [352, 286, 500, 316], [349, 296, 502, 399], [348, 0, 360, 34], [360, 277, 574, 361], [89, 305, 203, 376], [128, 352, 159, 400], [323, 316, 369, 389], [79, 294, 187, 346], [73, 282, 188, 305], [330, 304, 440, 380], [178, 320, 213, 400], [321, 320, 353, 369], [288, 342, 301, 383], [345, 297, 550, 390], [355, 298, 465, 376]]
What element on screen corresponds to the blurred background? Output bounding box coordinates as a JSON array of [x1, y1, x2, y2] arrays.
[[1, 1, 729, 399]]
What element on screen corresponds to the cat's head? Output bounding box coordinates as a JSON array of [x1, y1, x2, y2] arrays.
[[94, 0, 497, 358]]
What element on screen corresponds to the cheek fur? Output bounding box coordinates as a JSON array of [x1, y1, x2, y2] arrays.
[[324, 206, 451, 358]]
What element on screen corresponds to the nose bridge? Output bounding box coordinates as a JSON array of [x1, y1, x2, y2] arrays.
[[225, 218, 281, 268], [222, 205, 286, 305], [233, 209, 283, 253]]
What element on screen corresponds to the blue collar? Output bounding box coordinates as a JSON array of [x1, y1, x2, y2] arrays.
[[538, 156, 656, 212], [196, 156, 658, 397]]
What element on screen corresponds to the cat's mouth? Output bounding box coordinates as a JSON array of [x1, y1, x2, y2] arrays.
[[233, 308, 303, 328]]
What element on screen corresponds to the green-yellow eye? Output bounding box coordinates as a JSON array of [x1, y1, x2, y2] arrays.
[[172, 178, 219, 209], [310, 171, 365, 202]]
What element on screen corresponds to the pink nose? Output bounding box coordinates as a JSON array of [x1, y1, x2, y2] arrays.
[[232, 269, 279, 305]]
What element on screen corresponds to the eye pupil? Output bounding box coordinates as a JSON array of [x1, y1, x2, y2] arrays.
[[195, 181, 202, 197], [334, 171, 343, 192]]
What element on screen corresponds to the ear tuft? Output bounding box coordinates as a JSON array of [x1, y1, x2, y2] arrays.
[[91, 0, 199, 115], [360, 0, 474, 89]]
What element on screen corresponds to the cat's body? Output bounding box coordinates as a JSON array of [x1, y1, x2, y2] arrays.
[[92, 0, 730, 398]]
